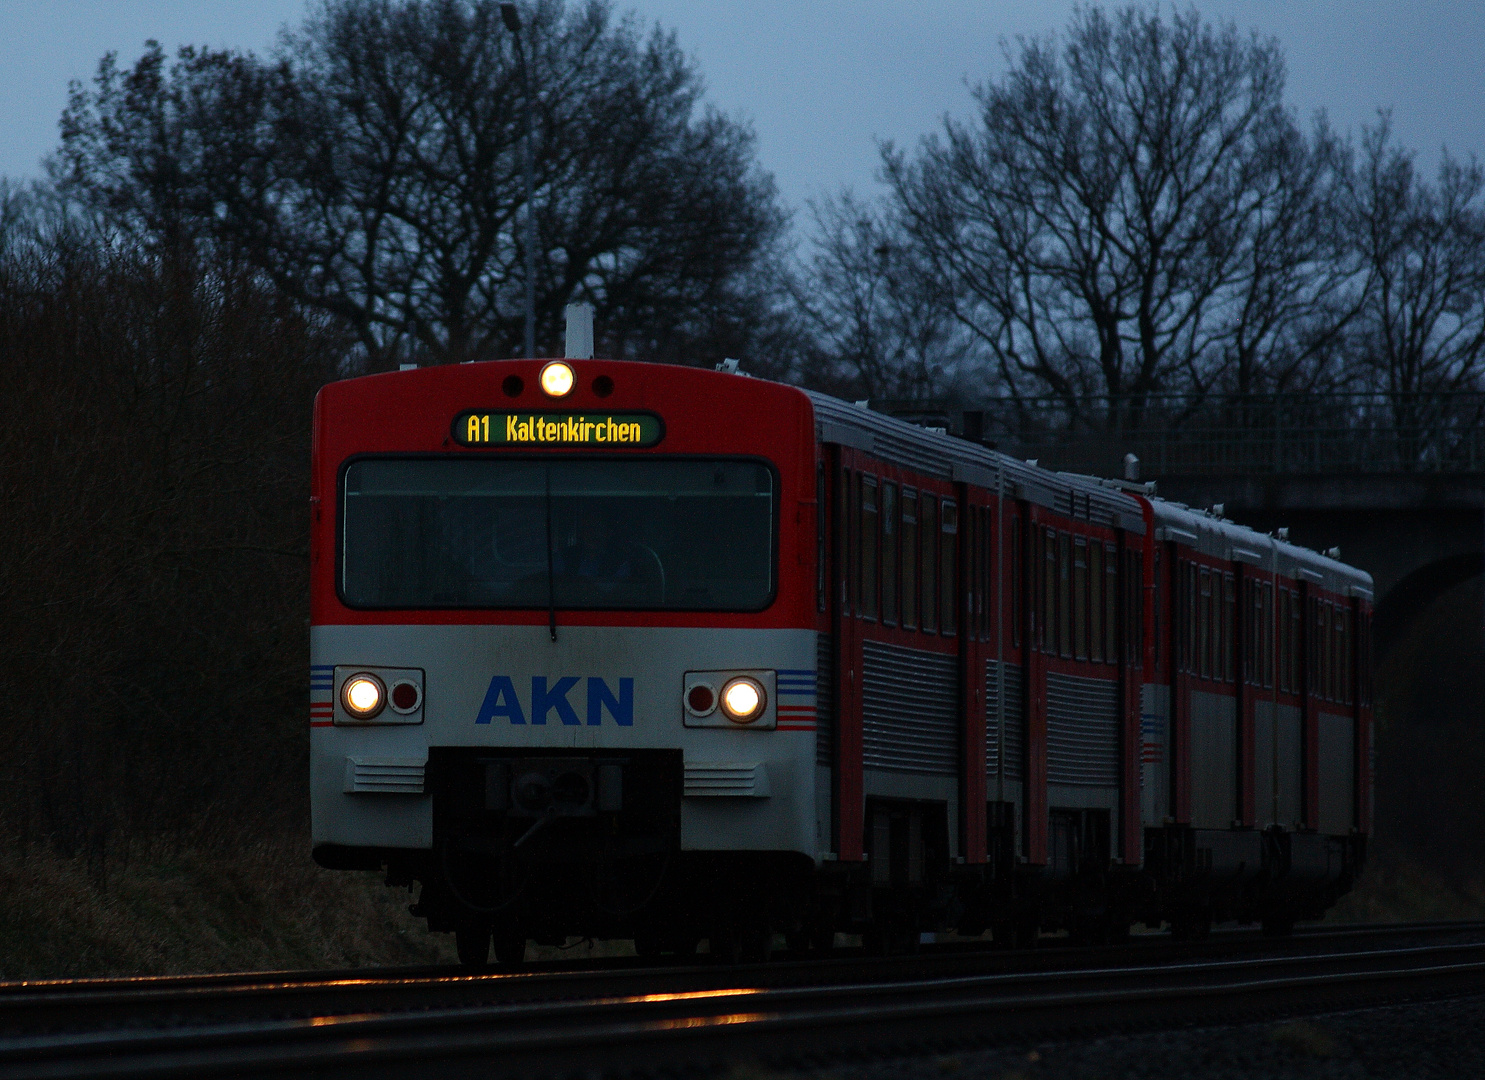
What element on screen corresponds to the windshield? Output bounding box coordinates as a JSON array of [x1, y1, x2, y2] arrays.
[[340, 457, 776, 610]]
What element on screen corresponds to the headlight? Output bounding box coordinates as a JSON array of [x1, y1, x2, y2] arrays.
[[539, 360, 575, 397], [719, 676, 766, 723], [342, 673, 386, 718]]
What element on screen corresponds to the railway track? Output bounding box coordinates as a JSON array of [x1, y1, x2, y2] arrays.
[[1, 922, 1482, 1078]]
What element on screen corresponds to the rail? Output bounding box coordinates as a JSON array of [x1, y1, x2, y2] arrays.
[[1, 922, 1483, 1078]]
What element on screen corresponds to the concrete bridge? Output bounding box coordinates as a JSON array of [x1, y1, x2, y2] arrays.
[[1152, 473, 1483, 661]]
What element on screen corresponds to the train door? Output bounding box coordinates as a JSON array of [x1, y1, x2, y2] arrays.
[[1169, 544, 1192, 826], [1117, 534, 1143, 864], [984, 494, 1024, 872], [959, 486, 996, 865], [1355, 598, 1373, 836], [1234, 564, 1255, 828], [830, 447, 864, 861], [1021, 506, 1051, 866]]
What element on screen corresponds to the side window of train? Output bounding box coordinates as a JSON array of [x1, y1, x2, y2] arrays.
[[941, 500, 958, 636], [816, 459, 826, 613], [901, 490, 918, 629], [1042, 527, 1056, 653], [1276, 588, 1289, 693], [1057, 532, 1072, 658], [1198, 567, 1212, 679], [1289, 591, 1301, 693], [881, 482, 898, 626], [1337, 606, 1351, 704], [1318, 601, 1331, 701], [1223, 573, 1236, 682], [1089, 541, 1103, 663], [859, 475, 878, 621], [1011, 514, 1022, 648], [921, 494, 938, 633], [1305, 596, 1317, 696], [1262, 582, 1275, 689], [1176, 561, 1189, 673], [1246, 580, 1260, 685], [1105, 544, 1118, 663], [839, 467, 853, 615], [1074, 537, 1089, 661], [974, 508, 986, 641]]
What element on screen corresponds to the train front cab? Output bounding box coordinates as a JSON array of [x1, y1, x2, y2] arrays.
[[309, 360, 828, 961], [1140, 505, 1372, 935]]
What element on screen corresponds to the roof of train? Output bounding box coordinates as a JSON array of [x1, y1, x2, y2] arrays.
[[802, 387, 1373, 599]]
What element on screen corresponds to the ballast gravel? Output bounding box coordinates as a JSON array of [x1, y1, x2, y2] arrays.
[[735, 991, 1485, 1080]]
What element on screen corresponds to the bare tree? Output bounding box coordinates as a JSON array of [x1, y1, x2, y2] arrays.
[[793, 192, 964, 400], [56, 0, 789, 369], [885, 4, 1357, 411], [1345, 115, 1485, 397]]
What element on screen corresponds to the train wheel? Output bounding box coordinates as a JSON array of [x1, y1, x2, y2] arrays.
[[991, 918, 1038, 950], [1261, 914, 1296, 938], [1169, 912, 1212, 941], [455, 923, 490, 968], [739, 928, 774, 963], [635, 933, 700, 959], [492, 932, 527, 968]]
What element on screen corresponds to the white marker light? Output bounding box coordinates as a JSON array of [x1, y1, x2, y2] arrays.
[[540, 361, 575, 397], [342, 673, 386, 718], [719, 677, 765, 723]]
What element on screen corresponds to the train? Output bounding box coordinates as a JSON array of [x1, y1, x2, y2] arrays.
[[308, 351, 1372, 965]]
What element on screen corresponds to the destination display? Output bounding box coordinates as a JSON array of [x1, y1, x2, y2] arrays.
[[452, 410, 664, 448]]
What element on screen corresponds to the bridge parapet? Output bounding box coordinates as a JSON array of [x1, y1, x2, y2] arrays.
[[880, 392, 1485, 479]]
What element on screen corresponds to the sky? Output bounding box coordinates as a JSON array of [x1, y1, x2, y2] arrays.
[[3, 1, 1483, 218]]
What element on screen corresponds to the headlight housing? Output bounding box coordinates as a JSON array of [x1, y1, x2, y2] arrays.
[[719, 676, 766, 723], [341, 673, 386, 719], [539, 360, 575, 397]]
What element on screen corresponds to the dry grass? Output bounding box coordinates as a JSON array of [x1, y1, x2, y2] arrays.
[[0, 839, 455, 980], [1325, 843, 1485, 925]]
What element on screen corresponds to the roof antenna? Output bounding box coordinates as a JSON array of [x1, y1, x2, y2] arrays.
[[564, 302, 594, 360]]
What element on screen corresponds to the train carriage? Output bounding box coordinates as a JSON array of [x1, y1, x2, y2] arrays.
[[309, 354, 1372, 962]]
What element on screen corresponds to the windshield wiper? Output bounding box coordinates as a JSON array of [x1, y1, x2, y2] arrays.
[[545, 467, 557, 642]]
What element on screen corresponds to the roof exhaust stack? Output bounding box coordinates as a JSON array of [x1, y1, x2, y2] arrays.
[[564, 303, 593, 360], [1123, 453, 1140, 481]]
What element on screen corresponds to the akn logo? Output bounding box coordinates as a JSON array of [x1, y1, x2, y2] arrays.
[[475, 676, 634, 726]]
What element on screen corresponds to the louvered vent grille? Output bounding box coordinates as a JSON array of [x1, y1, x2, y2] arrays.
[[816, 632, 835, 766], [862, 640, 958, 776], [985, 660, 1025, 780], [1046, 673, 1120, 786], [683, 762, 770, 797], [343, 757, 425, 794]]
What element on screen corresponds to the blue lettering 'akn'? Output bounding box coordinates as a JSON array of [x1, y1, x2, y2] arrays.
[[531, 676, 581, 725], [475, 676, 526, 724], [587, 677, 634, 726]]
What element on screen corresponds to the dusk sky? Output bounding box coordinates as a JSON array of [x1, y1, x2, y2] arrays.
[[3, 1, 1482, 216]]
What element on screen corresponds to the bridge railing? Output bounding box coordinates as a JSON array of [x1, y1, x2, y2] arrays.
[[942, 392, 1485, 477]]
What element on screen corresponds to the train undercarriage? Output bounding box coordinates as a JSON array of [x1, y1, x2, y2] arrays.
[[314, 749, 1366, 966]]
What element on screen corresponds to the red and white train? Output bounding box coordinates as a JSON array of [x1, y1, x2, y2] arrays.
[[309, 356, 1372, 964]]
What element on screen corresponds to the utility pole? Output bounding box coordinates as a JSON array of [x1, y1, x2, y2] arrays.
[[501, 2, 536, 359]]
